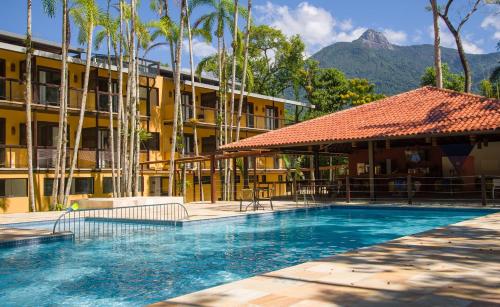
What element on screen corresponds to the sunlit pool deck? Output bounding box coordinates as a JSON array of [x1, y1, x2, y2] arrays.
[[1, 201, 499, 306]]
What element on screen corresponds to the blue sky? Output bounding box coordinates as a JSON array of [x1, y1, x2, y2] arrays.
[[0, 0, 498, 67]]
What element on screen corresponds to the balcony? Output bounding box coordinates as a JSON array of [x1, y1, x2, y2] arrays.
[[178, 104, 286, 131], [0, 76, 149, 116], [0, 145, 139, 170]]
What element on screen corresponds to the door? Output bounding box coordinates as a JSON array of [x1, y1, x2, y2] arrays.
[[247, 102, 254, 128], [0, 59, 5, 99]]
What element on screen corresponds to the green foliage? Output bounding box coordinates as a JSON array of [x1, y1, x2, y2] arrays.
[[312, 38, 500, 95], [301, 60, 384, 117], [420, 63, 465, 92], [479, 79, 500, 99], [70, 0, 101, 45], [282, 155, 304, 181]]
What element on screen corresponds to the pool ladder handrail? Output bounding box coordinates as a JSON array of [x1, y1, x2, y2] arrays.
[[52, 202, 189, 234]]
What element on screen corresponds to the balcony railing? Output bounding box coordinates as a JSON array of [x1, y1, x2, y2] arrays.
[[178, 104, 286, 131], [0, 145, 142, 169], [0, 77, 147, 116]]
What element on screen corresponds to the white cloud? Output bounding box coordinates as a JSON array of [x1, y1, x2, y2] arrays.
[[428, 21, 484, 54], [183, 38, 217, 58], [339, 19, 353, 31], [382, 29, 408, 45], [334, 27, 367, 43], [255, 2, 414, 54], [256, 2, 336, 54], [481, 13, 500, 41]]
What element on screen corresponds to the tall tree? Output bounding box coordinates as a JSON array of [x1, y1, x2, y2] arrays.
[[95, 0, 119, 196], [235, 0, 252, 142], [437, 0, 481, 93], [185, 0, 205, 200], [25, 0, 35, 212], [168, 0, 187, 196], [64, 0, 100, 205], [430, 0, 443, 88]]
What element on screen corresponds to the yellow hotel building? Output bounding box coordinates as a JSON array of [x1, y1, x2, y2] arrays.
[[0, 30, 310, 213]]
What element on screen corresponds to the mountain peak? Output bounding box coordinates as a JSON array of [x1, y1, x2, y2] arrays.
[[355, 29, 393, 50]]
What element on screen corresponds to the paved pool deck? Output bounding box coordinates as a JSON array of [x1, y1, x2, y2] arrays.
[[153, 210, 500, 307]]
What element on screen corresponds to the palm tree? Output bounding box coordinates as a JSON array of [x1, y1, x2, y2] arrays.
[[235, 0, 252, 142], [167, 0, 187, 196], [193, 0, 245, 200], [64, 0, 100, 205], [185, 0, 206, 201], [25, 0, 35, 212], [95, 0, 120, 197]]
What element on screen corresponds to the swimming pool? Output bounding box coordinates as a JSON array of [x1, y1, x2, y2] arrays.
[[0, 206, 495, 306]]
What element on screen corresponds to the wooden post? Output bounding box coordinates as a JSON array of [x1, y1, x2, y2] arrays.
[[346, 175, 351, 203], [173, 161, 177, 196], [233, 157, 237, 201], [481, 174, 487, 206], [253, 156, 257, 195], [407, 174, 412, 205], [368, 141, 375, 200], [210, 154, 216, 203], [192, 170, 196, 202]]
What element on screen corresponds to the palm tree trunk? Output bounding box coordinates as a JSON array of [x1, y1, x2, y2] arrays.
[[168, 0, 186, 196], [186, 0, 204, 201], [58, 1, 70, 206], [64, 22, 94, 206], [227, 0, 239, 200], [236, 0, 251, 142], [133, 49, 140, 196], [106, 0, 116, 197], [127, 0, 137, 196], [228, 0, 238, 144], [50, 0, 67, 209], [116, 0, 123, 197], [431, 0, 442, 88], [25, 0, 36, 212]]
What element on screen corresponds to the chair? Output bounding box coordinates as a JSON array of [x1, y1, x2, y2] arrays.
[[239, 188, 255, 212], [492, 179, 500, 199]]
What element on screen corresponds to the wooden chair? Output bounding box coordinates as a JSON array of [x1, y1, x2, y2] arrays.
[[239, 188, 255, 212]]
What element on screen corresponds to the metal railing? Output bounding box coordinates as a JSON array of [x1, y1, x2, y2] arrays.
[[52, 203, 189, 238]]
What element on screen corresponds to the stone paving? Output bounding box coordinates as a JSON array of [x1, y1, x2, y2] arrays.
[[153, 211, 500, 306]]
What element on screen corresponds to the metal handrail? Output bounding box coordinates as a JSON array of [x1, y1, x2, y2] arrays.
[[52, 203, 189, 236]]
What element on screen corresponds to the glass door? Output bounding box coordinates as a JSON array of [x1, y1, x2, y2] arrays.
[[38, 68, 61, 105], [0, 59, 5, 99], [246, 102, 254, 128]]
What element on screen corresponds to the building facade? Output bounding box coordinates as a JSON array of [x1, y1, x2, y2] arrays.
[[0, 31, 309, 213]]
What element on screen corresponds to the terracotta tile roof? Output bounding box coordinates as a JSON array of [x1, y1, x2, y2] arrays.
[[222, 87, 500, 150]]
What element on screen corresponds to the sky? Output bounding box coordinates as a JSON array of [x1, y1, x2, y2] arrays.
[[0, 0, 498, 67]]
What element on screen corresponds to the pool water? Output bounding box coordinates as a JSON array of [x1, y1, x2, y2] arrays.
[[0, 206, 494, 306]]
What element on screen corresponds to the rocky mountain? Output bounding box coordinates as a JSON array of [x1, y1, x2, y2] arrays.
[[311, 29, 500, 95]]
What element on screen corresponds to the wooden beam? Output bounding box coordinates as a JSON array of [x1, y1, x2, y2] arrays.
[[210, 154, 216, 203], [368, 140, 375, 200]]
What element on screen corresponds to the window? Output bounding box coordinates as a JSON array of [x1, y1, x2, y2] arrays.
[[139, 86, 159, 106], [181, 93, 193, 122], [0, 179, 27, 197], [97, 78, 118, 112], [265, 106, 279, 130], [44, 178, 94, 196], [104, 177, 142, 193], [200, 92, 217, 108], [0, 59, 5, 99], [201, 136, 216, 154], [37, 122, 60, 147], [149, 176, 167, 195], [140, 132, 160, 151], [183, 134, 194, 155], [38, 67, 61, 105], [247, 102, 255, 128]]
